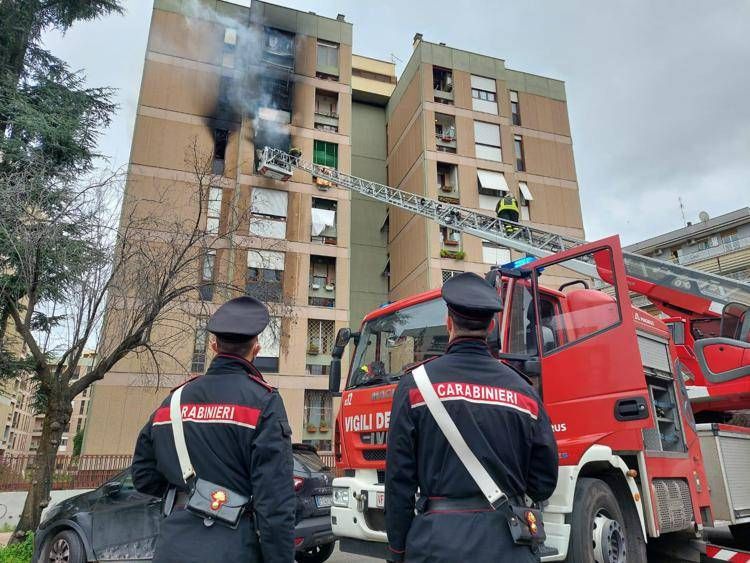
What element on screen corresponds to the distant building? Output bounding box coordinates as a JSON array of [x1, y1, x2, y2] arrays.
[[625, 207, 750, 312], [0, 316, 35, 455]]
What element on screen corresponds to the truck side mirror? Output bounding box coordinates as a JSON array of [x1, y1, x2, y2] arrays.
[[329, 328, 359, 395], [721, 302, 750, 341]]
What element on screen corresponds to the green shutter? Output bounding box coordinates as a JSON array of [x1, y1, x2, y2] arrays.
[[313, 141, 338, 168]]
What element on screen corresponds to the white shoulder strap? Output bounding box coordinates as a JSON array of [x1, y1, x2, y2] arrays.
[[412, 365, 505, 508], [170, 386, 196, 483]]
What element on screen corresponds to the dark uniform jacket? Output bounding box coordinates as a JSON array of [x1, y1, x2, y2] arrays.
[[132, 354, 295, 563], [385, 338, 558, 562]]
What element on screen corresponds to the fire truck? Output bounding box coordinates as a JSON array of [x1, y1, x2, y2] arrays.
[[259, 148, 750, 561]]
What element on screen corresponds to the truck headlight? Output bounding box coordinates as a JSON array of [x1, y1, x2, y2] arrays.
[[332, 486, 350, 507]]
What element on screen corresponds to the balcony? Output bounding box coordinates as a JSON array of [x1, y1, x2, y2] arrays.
[[311, 198, 337, 245], [435, 113, 456, 153], [262, 28, 295, 70], [309, 255, 336, 307], [315, 90, 339, 132], [433, 67, 454, 104], [678, 236, 750, 265], [437, 162, 459, 204]]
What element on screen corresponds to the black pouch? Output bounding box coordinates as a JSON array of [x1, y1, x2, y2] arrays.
[[185, 478, 250, 529], [502, 503, 546, 547]]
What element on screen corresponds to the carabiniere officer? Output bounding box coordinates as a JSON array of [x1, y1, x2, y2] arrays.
[[133, 296, 295, 563]]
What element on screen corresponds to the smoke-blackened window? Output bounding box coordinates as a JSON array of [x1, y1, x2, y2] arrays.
[[213, 129, 229, 175], [263, 27, 295, 70]]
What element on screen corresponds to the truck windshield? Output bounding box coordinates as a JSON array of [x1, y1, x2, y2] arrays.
[[348, 298, 449, 388]]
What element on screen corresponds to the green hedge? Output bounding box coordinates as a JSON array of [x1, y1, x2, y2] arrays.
[[0, 533, 33, 563]]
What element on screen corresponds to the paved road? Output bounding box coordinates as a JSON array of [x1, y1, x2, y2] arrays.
[[329, 542, 382, 562]]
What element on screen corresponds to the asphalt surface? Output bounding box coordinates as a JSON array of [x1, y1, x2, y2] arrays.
[[329, 543, 382, 562]]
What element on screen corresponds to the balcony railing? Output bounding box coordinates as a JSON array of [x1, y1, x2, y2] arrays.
[[678, 236, 750, 265]]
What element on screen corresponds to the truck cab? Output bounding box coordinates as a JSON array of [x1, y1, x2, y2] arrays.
[[330, 237, 716, 561]]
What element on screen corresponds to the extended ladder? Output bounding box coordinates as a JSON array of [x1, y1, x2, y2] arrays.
[[259, 147, 750, 313]]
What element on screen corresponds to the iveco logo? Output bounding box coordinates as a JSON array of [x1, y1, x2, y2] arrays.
[[634, 311, 656, 327]]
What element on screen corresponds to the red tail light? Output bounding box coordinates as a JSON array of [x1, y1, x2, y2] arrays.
[[293, 476, 304, 492]]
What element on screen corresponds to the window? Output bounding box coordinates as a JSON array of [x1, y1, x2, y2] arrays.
[[199, 250, 216, 301], [316, 40, 339, 78], [249, 188, 288, 239], [440, 226, 461, 246], [482, 243, 511, 265], [437, 162, 458, 198], [256, 317, 281, 372], [442, 269, 462, 283], [477, 170, 509, 211], [433, 67, 454, 104], [79, 400, 86, 416], [314, 90, 339, 132], [304, 390, 333, 442], [61, 436, 68, 449], [307, 319, 335, 356], [263, 27, 294, 69], [474, 121, 502, 162], [309, 256, 336, 307], [246, 250, 284, 302], [76, 419, 82, 433], [213, 129, 228, 175], [471, 75, 498, 115], [519, 182, 533, 221], [306, 364, 329, 376], [260, 77, 292, 113], [434, 114, 457, 153], [206, 186, 222, 234], [311, 198, 337, 244], [510, 90, 521, 126], [514, 135, 525, 171], [313, 141, 338, 169], [222, 28, 236, 68], [190, 317, 209, 373]]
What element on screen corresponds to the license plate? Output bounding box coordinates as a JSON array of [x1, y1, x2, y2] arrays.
[[375, 492, 385, 509], [315, 495, 332, 508]]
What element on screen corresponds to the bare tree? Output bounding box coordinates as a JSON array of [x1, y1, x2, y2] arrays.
[[0, 140, 296, 535]]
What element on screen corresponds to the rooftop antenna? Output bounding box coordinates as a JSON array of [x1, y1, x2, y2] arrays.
[[390, 53, 403, 64], [678, 196, 688, 226]]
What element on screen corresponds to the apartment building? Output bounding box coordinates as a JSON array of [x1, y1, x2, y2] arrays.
[[0, 317, 36, 455], [84, 0, 581, 454], [625, 207, 750, 313], [387, 35, 583, 299]]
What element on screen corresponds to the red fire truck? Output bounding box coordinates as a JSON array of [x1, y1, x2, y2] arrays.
[[258, 148, 750, 561]]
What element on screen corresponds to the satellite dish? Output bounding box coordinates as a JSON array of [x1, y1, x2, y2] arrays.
[[699, 211, 710, 223]]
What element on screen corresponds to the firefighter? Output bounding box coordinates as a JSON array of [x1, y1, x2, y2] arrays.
[[496, 191, 520, 234], [385, 272, 558, 562], [132, 296, 295, 563]]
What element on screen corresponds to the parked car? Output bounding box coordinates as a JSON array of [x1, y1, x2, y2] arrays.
[[34, 444, 335, 563]]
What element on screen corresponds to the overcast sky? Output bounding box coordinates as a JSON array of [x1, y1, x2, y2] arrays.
[[43, 0, 750, 245]]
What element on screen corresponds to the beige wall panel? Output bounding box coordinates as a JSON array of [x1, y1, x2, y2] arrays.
[[423, 109, 436, 153], [278, 387, 305, 439], [149, 10, 224, 66], [519, 93, 572, 137], [130, 116, 216, 173], [389, 262, 430, 303], [389, 120, 423, 187], [388, 75, 422, 152], [421, 64, 434, 101], [523, 137, 577, 181], [337, 91, 352, 137], [83, 385, 169, 454], [500, 124, 515, 166], [335, 197, 351, 248], [455, 115, 475, 158], [294, 35, 317, 78], [335, 255, 351, 312], [389, 166, 425, 240], [453, 69, 473, 110], [497, 80, 510, 117], [338, 143, 352, 175], [283, 252, 303, 305], [458, 164, 478, 208], [238, 121, 255, 176], [462, 233, 484, 263], [390, 216, 429, 290], [527, 183, 584, 228], [292, 82, 315, 129], [287, 191, 308, 243], [339, 43, 353, 86], [122, 174, 201, 225], [141, 61, 219, 117]]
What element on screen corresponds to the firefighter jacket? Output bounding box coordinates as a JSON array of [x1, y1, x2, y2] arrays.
[[132, 354, 295, 563], [384, 338, 558, 562]]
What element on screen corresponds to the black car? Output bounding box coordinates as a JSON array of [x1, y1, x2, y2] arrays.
[[34, 444, 335, 563]]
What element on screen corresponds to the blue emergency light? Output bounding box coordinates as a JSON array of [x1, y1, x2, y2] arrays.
[[500, 255, 537, 270]]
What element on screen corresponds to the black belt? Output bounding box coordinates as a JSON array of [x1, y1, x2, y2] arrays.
[[423, 494, 525, 513]]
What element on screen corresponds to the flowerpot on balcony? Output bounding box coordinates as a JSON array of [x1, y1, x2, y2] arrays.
[[440, 184, 453, 193], [311, 283, 321, 290], [443, 239, 459, 247], [307, 345, 320, 355], [319, 421, 329, 433], [306, 424, 317, 433], [325, 283, 335, 292]]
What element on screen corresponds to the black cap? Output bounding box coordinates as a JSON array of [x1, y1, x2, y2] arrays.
[[441, 272, 502, 320], [207, 296, 270, 341]]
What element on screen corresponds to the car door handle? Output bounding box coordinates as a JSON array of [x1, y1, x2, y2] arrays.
[[614, 397, 649, 421]]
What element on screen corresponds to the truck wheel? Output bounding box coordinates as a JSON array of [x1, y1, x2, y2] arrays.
[[295, 541, 336, 563], [43, 529, 86, 563], [729, 523, 750, 549], [565, 477, 646, 563]]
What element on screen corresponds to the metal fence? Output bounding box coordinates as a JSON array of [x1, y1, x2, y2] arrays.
[[0, 454, 133, 492], [0, 453, 340, 491]]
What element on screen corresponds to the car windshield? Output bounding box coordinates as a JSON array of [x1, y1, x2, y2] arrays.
[[348, 298, 449, 388]]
